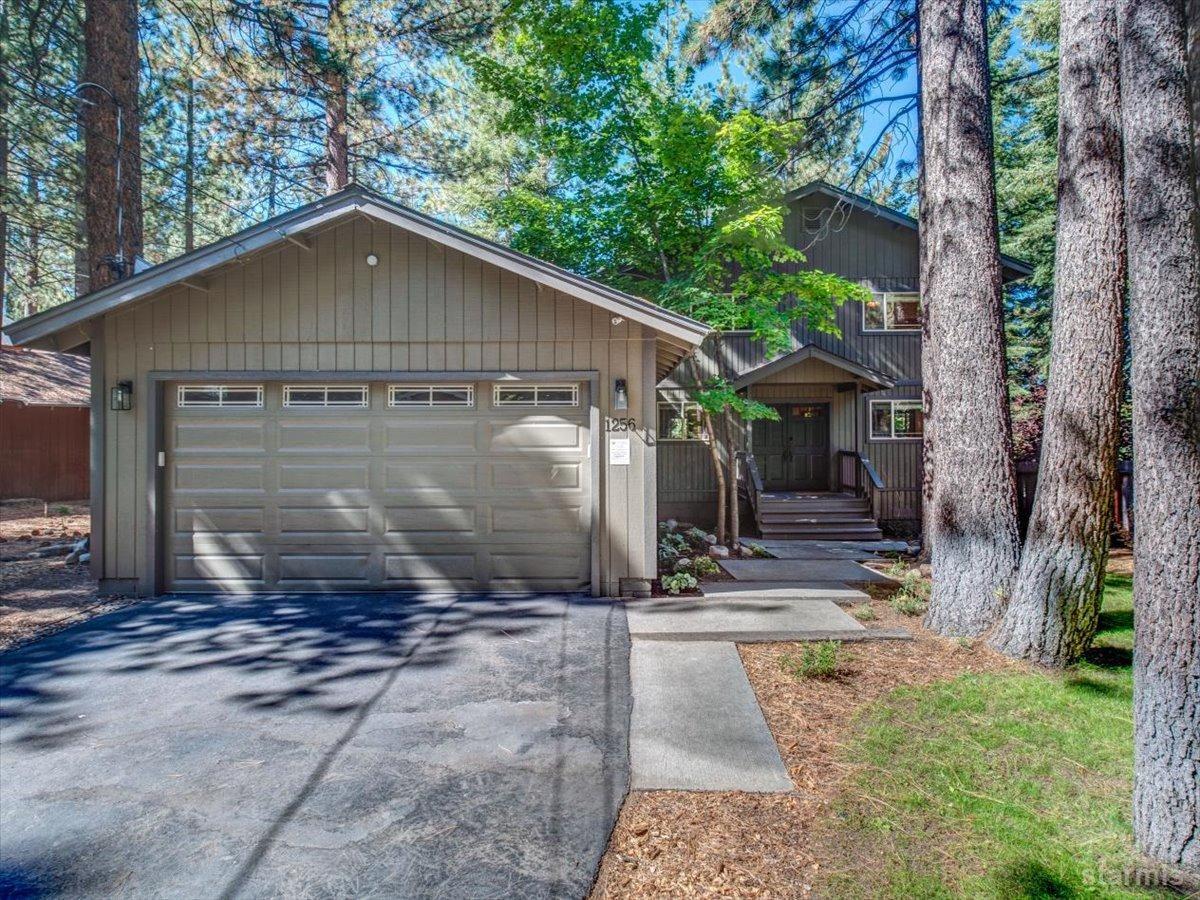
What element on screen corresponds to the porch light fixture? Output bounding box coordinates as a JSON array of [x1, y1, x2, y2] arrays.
[[613, 378, 628, 411], [110, 380, 133, 411], [366, 253, 379, 267]]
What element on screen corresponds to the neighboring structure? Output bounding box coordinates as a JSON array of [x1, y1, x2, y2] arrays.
[[658, 182, 1032, 534], [5, 186, 708, 596], [0, 346, 91, 501]]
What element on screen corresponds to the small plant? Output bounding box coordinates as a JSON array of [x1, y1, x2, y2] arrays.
[[956, 636, 974, 650], [691, 555, 720, 577], [55, 505, 71, 517], [661, 572, 698, 595], [851, 604, 877, 622], [685, 527, 710, 547], [779, 641, 842, 679], [747, 542, 772, 558], [900, 570, 931, 600], [884, 556, 909, 579], [889, 592, 927, 617]]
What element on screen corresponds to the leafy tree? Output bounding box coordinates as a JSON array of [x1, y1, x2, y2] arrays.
[[455, 0, 868, 542]]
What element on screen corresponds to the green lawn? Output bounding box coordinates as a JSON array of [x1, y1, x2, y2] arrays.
[[823, 575, 1169, 898]]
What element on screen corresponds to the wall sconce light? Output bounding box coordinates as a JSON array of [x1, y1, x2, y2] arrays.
[[365, 253, 379, 267], [613, 378, 628, 411], [110, 380, 133, 411]]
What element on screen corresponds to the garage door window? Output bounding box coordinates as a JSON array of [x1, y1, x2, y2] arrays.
[[493, 384, 579, 407], [178, 385, 264, 408], [283, 385, 369, 408], [389, 385, 475, 407]]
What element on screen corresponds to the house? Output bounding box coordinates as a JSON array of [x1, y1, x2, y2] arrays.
[[4, 186, 708, 596], [0, 345, 91, 501], [657, 182, 1032, 537]]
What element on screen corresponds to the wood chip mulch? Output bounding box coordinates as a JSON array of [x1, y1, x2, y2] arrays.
[[592, 572, 1025, 899]]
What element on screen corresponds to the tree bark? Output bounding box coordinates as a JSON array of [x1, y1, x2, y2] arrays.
[[688, 357, 726, 544], [989, 0, 1125, 666], [726, 407, 739, 547], [918, 0, 1021, 636], [183, 69, 195, 253], [324, 0, 350, 193], [1118, 0, 1200, 871], [82, 0, 143, 291], [0, 5, 8, 323]]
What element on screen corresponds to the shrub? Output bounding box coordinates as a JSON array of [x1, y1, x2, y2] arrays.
[[661, 572, 698, 595], [851, 604, 877, 622], [691, 555, 720, 577], [889, 592, 927, 617], [779, 641, 842, 679], [747, 542, 772, 558]]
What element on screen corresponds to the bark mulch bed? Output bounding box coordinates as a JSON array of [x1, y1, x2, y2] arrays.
[[592, 571, 1023, 899], [0, 500, 137, 652]]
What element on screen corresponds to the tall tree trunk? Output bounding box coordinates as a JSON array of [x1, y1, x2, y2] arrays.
[[688, 357, 726, 544], [183, 69, 195, 253], [0, 4, 9, 324], [25, 173, 39, 318], [917, 0, 1021, 636], [1118, 0, 1200, 871], [82, 0, 143, 291], [324, 0, 350, 193], [990, 0, 1125, 666]]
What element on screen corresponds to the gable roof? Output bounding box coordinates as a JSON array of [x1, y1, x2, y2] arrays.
[[786, 181, 1035, 281], [0, 346, 90, 406], [3, 185, 710, 362], [730, 344, 894, 392]]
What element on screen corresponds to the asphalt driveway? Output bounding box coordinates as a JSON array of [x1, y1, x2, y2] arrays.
[[0, 593, 631, 899]]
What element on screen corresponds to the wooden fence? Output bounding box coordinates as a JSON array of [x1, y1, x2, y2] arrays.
[[1017, 459, 1134, 541], [0, 401, 90, 501]]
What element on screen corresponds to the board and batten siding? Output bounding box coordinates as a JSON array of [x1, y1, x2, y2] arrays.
[[100, 214, 658, 595]]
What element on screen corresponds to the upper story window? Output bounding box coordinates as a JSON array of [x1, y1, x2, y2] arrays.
[[178, 385, 263, 408], [863, 292, 921, 332], [283, 385, 369, 408], [657, 400, 707, 441], [493, 384, 579, 407], [870, 399, 924, 440], [389, 385, 474, 408]]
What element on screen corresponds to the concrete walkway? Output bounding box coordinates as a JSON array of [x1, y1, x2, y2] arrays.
[[627, 594, 867, 641], [720, 557, 896, 583]]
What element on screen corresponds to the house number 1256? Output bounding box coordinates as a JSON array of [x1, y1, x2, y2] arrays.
[[606, 417, 637, 432]]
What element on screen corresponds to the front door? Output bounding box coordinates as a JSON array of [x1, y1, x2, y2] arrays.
[[755, 403, 830, 491]]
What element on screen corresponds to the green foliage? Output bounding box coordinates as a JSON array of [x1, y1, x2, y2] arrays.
[[691, 555, 720, 577], [456, 0, 867, 368], [746, 542, 772, 559], [851, 604, 877, 622], [658, 531, 688, 564], [887, 569, 930, 617], [823, 576, 1145, 898], [780, 641, 842, 679], [661, 571, 698, 594]]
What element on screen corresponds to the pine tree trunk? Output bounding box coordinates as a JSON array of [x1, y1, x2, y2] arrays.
[[26, 172, 39, 317], [1118, 0, 1200, 871], [689, 357, 726, 544], [324, 0, 350, 193], [184, 70, 195, 253], [990, 0, 1125, 666], [82, 0, 143, 291], [0, 6, 8, 322], [726, 408, 739, 547], [918, 0, 1021, 636]]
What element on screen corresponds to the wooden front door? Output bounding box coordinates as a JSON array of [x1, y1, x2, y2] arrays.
[[756, 403, 830, 491]]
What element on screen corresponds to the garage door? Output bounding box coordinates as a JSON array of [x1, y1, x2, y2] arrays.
[[163, 380, 592, 592]]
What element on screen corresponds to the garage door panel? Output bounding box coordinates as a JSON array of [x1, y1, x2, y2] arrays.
[[384, 505, 476, 534], [174, 507, 266, 533], [175, 463, 266, 492], [279, 507, 371, 534], [173, 422, 266, 452], [278, 422, 371, 452], [165, 379, 591, 592], [278, 463, 370, 490]]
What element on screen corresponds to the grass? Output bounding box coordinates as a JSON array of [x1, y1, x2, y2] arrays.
[[780, 641, 842, 679], [822, 575, 1170, 898]]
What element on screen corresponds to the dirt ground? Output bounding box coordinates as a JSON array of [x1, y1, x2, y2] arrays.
[[591, 572, 1023, 899], [0, 500, 133, 651]]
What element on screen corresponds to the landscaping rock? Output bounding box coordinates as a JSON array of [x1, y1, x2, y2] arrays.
[[919, 564, 932, 577], [703, 533, 717, 545], [708, 545, 731, 559], [65, 537, 90, 564], [664, 519, 678, 531], [27, 542, 76, 559], [674, 558, 695, 573]]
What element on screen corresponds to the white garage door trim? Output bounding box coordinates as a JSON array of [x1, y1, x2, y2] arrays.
[[144, 370, 602, 596]]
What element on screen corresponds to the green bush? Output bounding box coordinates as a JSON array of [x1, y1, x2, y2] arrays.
[[661, 572, 698, 595], [779, 641, 842, 679], [691, 555, 720, 577], [889, 592, 928, 617], [747, 542, 772, 558]]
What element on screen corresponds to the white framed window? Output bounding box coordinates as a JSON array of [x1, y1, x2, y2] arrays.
[[282, 384, 369, 408], [388, 385, 474, 408], [870, 399, 924, 439], [178, 385, 263, 408], [863, 292, 921, 332], [657, 400, 707, 441], [492, 384, 579, 407]]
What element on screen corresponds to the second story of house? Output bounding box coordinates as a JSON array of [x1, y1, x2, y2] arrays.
[[661, 182, 1032, 391]]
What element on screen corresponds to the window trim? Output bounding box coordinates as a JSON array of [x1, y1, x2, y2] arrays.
[[492, 383, 579, 408], [862, 292, 922, 333], [177, 384, 264, 408], [387, 384, 475, 408], [282, 384, 370, 409], [869, 399, 924, 440], [657, 400, 709, 442]]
